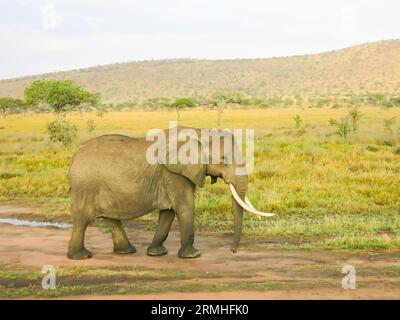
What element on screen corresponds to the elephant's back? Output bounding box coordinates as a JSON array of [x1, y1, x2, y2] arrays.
[[75, 134, 144, 151], [69, 134, 150, 183]]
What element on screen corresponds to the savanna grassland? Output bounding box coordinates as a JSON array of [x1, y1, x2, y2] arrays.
[[1, 107, 400, 250], [2, 40, 400, 299]]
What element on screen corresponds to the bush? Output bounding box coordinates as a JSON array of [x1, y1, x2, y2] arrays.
[[46, 119, 77, 145], [393, 145, 400, 155], [348, 107, 363, 132], [382, 139, 396, 147], [86, 119, 96, 132], [293, 114, 303, 129], [383, 117, 396, 134], [329, 118, 351, 138], [366, 145, 379, 152], [329, 108, 363, 139]]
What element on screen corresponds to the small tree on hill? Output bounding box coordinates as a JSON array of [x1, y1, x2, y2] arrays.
[[0, 97, 25, 117], [196, 92, 243, 127], [170, 97, 196, 120], [142, 97, 172, 110]]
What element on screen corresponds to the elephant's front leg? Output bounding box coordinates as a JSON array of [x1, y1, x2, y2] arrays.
[[175, 194, 201, 259], [163, 173, 201, 258], [147, 209, 175, 256]]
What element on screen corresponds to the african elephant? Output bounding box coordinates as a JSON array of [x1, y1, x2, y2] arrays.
[[67, 126, 272, 260]]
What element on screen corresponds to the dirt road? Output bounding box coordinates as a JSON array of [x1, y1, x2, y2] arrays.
[[0, 205, 399, 299]]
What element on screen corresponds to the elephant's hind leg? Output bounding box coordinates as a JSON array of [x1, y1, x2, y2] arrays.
[[67, 218, 93, 260], [147, 209, 175, 256], [104, 218, 136, 254]]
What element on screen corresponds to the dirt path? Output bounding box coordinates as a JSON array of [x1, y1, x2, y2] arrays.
[[0, 205, 399, 299]]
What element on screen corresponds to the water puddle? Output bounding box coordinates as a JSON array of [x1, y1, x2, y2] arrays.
[[0, 218, 72, 229]]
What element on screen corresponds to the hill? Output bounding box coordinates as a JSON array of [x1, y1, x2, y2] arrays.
[[0, 40, 399, 103]]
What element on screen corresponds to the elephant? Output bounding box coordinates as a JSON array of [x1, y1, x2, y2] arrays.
[[67, 126, 272, 260]]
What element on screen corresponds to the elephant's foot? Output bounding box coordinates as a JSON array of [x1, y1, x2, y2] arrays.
[[178, 246, 201, 259], [67, 247, 93, 260], [147, 244, 168, 256], [113, 242, 136, 254]]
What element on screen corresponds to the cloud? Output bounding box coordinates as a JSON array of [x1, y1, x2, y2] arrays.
[[0, 0, 399, 79]]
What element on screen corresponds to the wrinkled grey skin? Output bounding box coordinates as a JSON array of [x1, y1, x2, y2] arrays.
[[67, 127, 248, 259]]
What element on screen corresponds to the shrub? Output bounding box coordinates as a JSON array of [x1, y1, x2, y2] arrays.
[[46, 119, 77, 145], [383, 117, 396, 134], [293, 114, 303, 129], [0, 97, 26, 117], [348, 107, 363, 132], [393, 145, 400, 155], [329, 118, 351, 138], [382, 139, 396, 147], [366, 145, 379, 152]]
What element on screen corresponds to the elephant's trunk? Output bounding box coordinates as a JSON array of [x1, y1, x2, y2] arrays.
[[229, 175, 275, 253], [230, 175, 248, 253]]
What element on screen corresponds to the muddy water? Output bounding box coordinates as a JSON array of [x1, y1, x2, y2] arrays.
[[0, 218, 72, 229]]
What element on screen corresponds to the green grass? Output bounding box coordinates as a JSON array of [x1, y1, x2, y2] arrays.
[[2, 262, 400, 298], [0, 264, 310, 297], [0, 108, 400, 249], [0, 266, 238, 297], [0, 281, 287, 298]]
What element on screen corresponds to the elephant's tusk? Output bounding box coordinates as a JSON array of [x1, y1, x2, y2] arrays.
[[229, 184, 274, 217], [245, 196, 256, 210]]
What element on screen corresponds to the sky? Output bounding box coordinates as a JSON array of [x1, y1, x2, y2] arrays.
[[0, 0, 399, 79]]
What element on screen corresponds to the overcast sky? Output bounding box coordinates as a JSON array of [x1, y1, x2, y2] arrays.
[[1, 0, 399, 79]]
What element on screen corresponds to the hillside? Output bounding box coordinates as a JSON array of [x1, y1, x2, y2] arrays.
[[0, 40, 400, 103]]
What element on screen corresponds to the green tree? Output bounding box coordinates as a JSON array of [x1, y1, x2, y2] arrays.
[[196, 92, 242, 127], [366, 93, 385, 106], [24, 80, 99, 146], [142, 97, 172, 110], [24, 80, 100, 116], [170, 97, 196, 120], [0, 97, 25, 117], [389, 96, 400, 107]]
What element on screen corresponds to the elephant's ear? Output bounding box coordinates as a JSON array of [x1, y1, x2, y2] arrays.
[[165, 162, 206, 187], [164, 129, 207, 188]]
